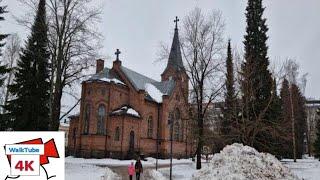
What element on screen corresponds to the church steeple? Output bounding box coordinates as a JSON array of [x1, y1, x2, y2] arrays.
[[162, 16, 185, 80]]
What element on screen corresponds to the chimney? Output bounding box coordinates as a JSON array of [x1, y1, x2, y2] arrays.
[[96, 59, 104, 73]]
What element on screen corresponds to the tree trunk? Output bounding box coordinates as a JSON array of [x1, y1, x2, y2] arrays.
[[50, 79, 63, 130], [196, 114, 204, 169]]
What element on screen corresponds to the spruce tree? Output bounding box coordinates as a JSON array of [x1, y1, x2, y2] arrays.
[[223, 40, 237, 142], [5, 0, 50, 131], [291, 84, 307, 158], [314, 108, 320, 160], [279, 78, 293, 158], [241, 0, 273, 151]]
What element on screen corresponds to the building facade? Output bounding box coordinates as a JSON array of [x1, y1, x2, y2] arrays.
[[67, 23, 194, 159]]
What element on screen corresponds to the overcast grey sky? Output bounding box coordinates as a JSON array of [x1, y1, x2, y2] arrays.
[[2, 0, 320, 99]]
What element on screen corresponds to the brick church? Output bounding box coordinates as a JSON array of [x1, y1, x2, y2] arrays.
[[67, 19, 194, 159]]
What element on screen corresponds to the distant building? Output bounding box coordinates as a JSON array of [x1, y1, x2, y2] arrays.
[[67, 21, 194, 159], [59, 119, 70, 147], [305, 100, 320, 155]]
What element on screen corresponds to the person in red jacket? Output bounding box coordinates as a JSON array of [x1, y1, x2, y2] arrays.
[[128, 162, 135, 180]]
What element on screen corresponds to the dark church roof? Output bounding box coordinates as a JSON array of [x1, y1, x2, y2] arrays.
[[120, 66, 175, 96], [163, 26, 185, 73], [87, 65, 175, 100]]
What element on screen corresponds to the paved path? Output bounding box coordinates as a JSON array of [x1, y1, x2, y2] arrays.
[[108, 163, 191, 180]]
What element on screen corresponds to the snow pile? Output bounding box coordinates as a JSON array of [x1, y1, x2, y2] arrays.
[[193, 143, 299, 180], [104, 167, 121, 180], [145, 83, 164, 103], [145, 169, 166, 180]]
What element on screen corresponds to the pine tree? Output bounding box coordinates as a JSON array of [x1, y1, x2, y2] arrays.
[[314, 108, 320, 160], [222, 40, 237, 143], [0, 4, 9, 87], [5, 0, 50, 131], [241, 0, 273, 150]]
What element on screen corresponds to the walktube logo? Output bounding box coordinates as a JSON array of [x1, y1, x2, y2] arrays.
[[0, 132, 65, 180]]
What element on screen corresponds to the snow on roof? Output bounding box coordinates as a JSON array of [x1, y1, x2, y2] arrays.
[[99, 77, 126, 85], [145, 83, 165, 103], [110, 105, 140, 118], [86, 68, 126, 86]]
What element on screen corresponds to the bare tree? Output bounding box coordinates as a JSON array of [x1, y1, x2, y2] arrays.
[[181, 8, 225, 169], [284, 59, 300, 162], [0, 34, 21, 113], [16, 0, 103, 130]]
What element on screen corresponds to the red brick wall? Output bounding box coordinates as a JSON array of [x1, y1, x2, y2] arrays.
[[69, 62, 194, 159]]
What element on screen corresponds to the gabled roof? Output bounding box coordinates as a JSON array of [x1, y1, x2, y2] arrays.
[[120, 66, 175, 96]]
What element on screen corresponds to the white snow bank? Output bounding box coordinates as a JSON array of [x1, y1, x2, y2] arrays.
[[65, 163, 120, 180], [145, 169, 167, 180], [104, 167, 121, 180], [193, 143, 299, 180], [145, 83, 164, 103]]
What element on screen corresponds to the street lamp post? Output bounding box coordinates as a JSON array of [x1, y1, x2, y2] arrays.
[[168, 115, 174, 180]]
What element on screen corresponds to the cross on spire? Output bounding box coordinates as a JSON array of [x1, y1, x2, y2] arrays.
[[115, 49, 121, 60], [174, 16, 179, 29]]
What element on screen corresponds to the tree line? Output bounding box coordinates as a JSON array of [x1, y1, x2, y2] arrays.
[[176, 0, 309, 169], [0, 0, 101, 131]]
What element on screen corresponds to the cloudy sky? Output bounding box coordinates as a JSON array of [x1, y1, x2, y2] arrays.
[[2, 0, 320, 99]]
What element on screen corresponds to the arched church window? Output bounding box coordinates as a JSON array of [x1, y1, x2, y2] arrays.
[[173, 108, 181, 141], [83, 104, 90, 134], [115, 127, 120, 141], [147, 116, 153, 138], [97, 104, 106, 135]]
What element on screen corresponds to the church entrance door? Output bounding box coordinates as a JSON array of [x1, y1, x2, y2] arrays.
[[127, 131, 135, 159]]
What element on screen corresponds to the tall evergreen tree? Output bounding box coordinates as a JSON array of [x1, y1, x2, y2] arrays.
[[291, 84, 307, 158], [314, 108, 320, 160], [0, 4, 9, 87], [222, 40, 237, 143], [240, 0, 273, 151], [279, 78, 294, 158], [5, 0, 50, 130]]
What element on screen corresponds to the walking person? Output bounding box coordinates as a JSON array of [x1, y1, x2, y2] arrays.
[[128, 162, 135, 180], [135, 158, 143, 180]]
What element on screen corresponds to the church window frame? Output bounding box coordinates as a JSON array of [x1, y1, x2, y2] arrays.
[[97, 104, 106, 135], [147, 115, 153, 138], [83, 104, 91, 134]]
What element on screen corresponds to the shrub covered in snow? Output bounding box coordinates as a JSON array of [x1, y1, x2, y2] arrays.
[[193, 143, 299, 180]]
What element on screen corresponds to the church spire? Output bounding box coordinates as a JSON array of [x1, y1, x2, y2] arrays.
[[163, 16, 185, 75]]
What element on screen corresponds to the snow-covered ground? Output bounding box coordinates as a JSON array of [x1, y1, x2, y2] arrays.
[[282, 158, 320, 180], [65, 163, 120, 180], [65, 152, 320, 180]]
